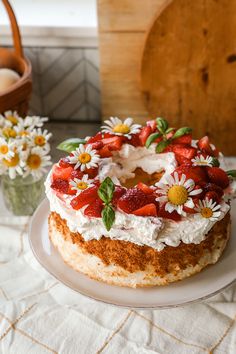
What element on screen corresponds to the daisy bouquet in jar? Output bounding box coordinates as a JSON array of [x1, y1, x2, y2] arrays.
[[0, 111, 52, 215]]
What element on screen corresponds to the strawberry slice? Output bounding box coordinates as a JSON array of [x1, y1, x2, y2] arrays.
[[206, 167, 229, 189], [172, 134, 192, 145], [84, 198, 103, 217], [137, 182, 154, 195], [197, 136, 214, 155], [158, 203, 181, 221], [171, 144, 197, 160], [175, 164, 207, 183], [132, 203, 157, 217], [127, 134, 141, 147], [52, 165, 73, 181], [205, 191, 220, 203], [86, 132, 103, 144], [70, 169, 84, 180], [174, 154, 192, 166], [139, 126, 152, 146], [117, 187, 154, 213], [99, 145, 113, 158], [147, 120, 157, 132], [88, 141, 104, 150], [51, 179, 69, 194], [200, 182, 224, 198], [102, 136, 123, 151], [84, 167, 99, 178], [71, 185, 98, 210], [59, 157, 71, 168], [112, 186, 126, 207]]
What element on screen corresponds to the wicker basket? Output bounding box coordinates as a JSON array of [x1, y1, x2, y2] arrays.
[[0, 0, 32, 116]]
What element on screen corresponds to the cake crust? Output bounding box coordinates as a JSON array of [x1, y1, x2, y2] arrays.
[[48, 211, 231, 287]]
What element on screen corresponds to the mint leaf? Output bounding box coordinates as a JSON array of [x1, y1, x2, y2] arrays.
[[172, 127, 192, 140], [166, 127, 175, 134], [145, 132, 162, 148], [57, 138, 86, 153], [102, 204, 115, 231], [156, 117, 168, 134], [98, 177, 115, 204], [211, 157, 220, 167], [227, 170, 236, 178], [156, 140, 170, 153]]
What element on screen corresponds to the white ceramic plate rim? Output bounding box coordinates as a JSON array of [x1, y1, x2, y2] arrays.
[[29, 199, 236, 309]]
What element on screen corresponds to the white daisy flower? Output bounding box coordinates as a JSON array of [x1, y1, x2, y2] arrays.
[[191, 154, 213, 167], [155, 172, 202, 216], [30, 128, 52, 151], [23, 116, 48, 129], [2, 149, 25, 179], [70, 175, 94, 195], [68, 144, 100, 171], [0, 137, 15, 161], [23, 146, 52, 180], [101, 117, 141, 139], [0, 125, 17, 139], [195, 199, 221, 221], [2, 110, 21, 126]]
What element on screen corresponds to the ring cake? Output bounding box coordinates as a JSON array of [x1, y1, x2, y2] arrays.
[[46, 117, 235, 287]]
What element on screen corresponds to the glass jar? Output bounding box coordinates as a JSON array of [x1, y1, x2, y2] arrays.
[[1, 174, 45, 216]]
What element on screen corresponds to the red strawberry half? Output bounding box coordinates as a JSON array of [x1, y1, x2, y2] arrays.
[[137, 182, 154, 195], [205, 191, 220, 203], [117, 187, 155, 213], [197, 136, 215, 156], [172, 134, 192, 145], [132, 203, 157, 217], [84, 198, 103, 217], [175, 164, 207, 184], [206, 167, 229, 189], [52, 165, 73, 181], [112, 186, 126, 207], [170, 144, 197, 160], [71, 185, 98, 210], [139, 126, 152, 146]]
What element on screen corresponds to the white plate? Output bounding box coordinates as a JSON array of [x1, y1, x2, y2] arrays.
[[29, 198, 236, 309]]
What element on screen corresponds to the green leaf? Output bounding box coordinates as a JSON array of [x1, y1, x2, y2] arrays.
[[172, 127, 192, 140], [145, 132, 162, 148], [166, 127, 175, 134], [57, 138, 86, 153], [211, 157, 220, 167], [98, 177, 115, 204], [156, 140, 170, 153], [156, 117, 169, 134], [226, 170, 236, 178], [102, 204, 115, 231]]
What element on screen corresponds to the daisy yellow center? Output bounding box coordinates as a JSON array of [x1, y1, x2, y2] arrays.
[[200, 207, 213, 219], [79, 152, 91, 164], [34, 135, 46, 146], [27, 154, 41, 169], [3, 127, 17, 138], [3, 153, 19, 167], [7, 116, 18, 125], [77, 181, 88, 190], [0, 145, 9, 154], [113, 124, 130, 134], [19, 131, 29, 137], [167, 185, 188, 205]]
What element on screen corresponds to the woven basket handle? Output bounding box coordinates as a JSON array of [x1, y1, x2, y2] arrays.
[[2, 0, 24, 58]]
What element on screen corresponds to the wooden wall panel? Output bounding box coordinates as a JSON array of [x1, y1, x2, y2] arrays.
[[98, 0, 236, 155]]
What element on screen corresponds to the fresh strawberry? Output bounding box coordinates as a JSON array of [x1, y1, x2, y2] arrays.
[[197, 136, 214, 155], [71, 185, 98, 210], [174, 154, 192, 166], [70, 169, 84, 180], [139, 126, 152, 146], [147, 120, 156, 132], [132, 203, 157, 217], [127, 134, 141, 147], [175, 164, 207, 183], [84, 198, 103, 217], [84, 167, 98, 178], [51, 179, 69, 194], [172, 134, 192, 145], [206, 167, 229, 189], [99, 145, 113, 158], [86, 132, 103, 144], [158, 203, 181, 221], [59, 157, 71, 168], [200, 182, 224, 198], [52, 165, 73, 181], [102, 136, 123, 151], [137, 182, 154, 195], [205, 191, 220, 203], [112, 186, 126, 207], [171, 144, 197, 160], [89, 141, 104, 150], [117, 188, 154, 213]]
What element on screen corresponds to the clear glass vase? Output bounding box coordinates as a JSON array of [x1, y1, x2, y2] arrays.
[[1, 174, 45, 216]]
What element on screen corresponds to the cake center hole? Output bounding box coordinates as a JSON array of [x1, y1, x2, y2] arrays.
[[121, 168, 164, 188]]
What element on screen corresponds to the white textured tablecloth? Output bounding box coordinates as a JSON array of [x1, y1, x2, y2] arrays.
[[0, 159, 236, 354]]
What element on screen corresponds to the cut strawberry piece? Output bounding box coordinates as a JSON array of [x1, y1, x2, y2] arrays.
[[205, 191, 220, 203], [139, 126, 152, 146], [137, 182, 154, 195], [59, 157, 71, 168], [175, 165, 207, 183], [206, 167, 229, 189], [84, 198, 103, 217], [197, 136, 214, 155], [200, 182, 224, 198], [88, 141, 104, 150], [84, 167, 98, 178], [99, 145, 113, 158], [71, 185, 98, 210], [86, 132, 103, 144], [112, 186, 126, 207], [127, 134, 141, 147], [51, 179, 69, 194], [172, 134, 192, 145], [147, 120, 157, 132], [52, 165, 73, 181], [117, 187, 154, 213], [102, 136, 123, 151], [70, 169, 84, 180], [132, 203, 157, 217], [171, 144, 197, 160], [174, 154, 192, 166], [158, 203, 181, 221]]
